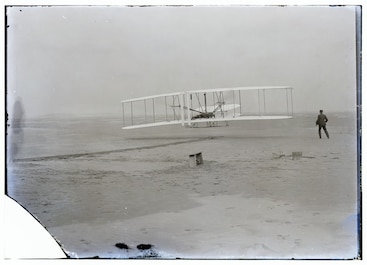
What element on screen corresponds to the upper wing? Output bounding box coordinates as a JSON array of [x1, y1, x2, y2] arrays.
[[186, 86, 292, 94], [121, 91, 184, 103]]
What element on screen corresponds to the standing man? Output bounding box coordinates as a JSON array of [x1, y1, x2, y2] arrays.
[[316, 110, 329, 139]]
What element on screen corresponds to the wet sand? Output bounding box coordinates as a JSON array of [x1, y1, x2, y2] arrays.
[[6, 113, 359, 259]]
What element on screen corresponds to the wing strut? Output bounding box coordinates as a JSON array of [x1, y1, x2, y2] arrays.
[[180, 93, 184, 126], [144, 99, 147, 123], [239, 90, 242, 115], [233, 90, 236, 117], [122, 102, 125, 127], [186, 93, 191, 124], [263, 89, 266, 114], [131, 102, 134, 125], [291, 88, 294, 116], [258, 89, 261, 115], [165, 96, 168, 121]]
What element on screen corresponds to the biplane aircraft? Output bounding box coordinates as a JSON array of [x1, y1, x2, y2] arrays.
[[121, 86, 293, 129]]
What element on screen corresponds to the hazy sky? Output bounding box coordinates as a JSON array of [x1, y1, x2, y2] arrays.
[[6, 5, 358, 118]]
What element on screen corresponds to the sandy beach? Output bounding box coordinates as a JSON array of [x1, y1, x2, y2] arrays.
[[6, 112, 359, 259]]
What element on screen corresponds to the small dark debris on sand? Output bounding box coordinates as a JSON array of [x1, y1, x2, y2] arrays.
[[115, 242, 130, 250], [137, 244, 153, 250], [134, 244, 159, 258]]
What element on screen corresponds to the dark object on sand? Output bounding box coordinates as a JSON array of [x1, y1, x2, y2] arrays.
[[189, 152, 203, 167], [115, 243, 130, 250], [134, 244, 159, 258], [137, 244, 153, 250]]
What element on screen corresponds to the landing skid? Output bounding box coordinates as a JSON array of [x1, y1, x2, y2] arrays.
[[187, 121, 229, 128]]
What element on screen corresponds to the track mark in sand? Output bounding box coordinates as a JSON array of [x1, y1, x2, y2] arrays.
[[277, 234, 289, 240], [14, 137, 219, 162]]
